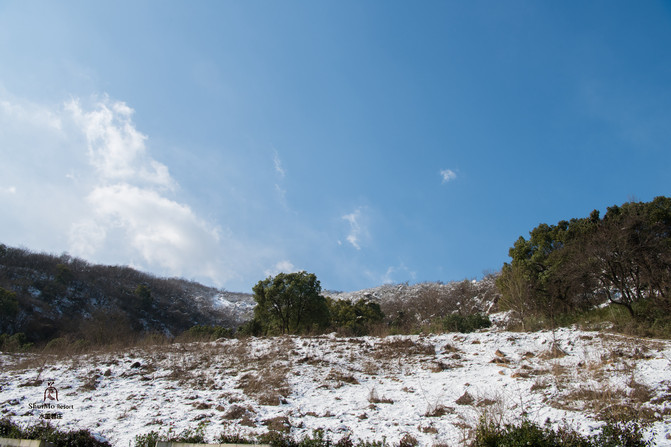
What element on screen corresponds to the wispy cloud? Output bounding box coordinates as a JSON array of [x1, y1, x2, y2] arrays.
[[272, 149, 289, 208], [342, 207, 368, 250], [381, 263, 417, 284], [273, 149, 286, 179], [440, 168, 457, 183]]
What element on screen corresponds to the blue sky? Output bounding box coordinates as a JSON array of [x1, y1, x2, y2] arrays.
[[1, 1, 670, 293]]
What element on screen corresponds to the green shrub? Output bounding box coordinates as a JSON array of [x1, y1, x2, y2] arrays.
[[441, 313, 491, 333], [0, 418, 23, 438], [327, 298, 385, 336], [592, 419, 652, 447], [134, 422, 207, 447], [216, 431, 256, 444], [471, 417, 651, 447], [134, 430, 160, 447], [0, 419, 110, 447], [0, 332, 33, 352]]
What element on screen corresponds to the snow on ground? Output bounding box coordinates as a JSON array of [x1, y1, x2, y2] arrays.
[[1, 326, 671, 446]]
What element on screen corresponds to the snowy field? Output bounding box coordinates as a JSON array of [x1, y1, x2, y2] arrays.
[[2, 327, 671, 446]]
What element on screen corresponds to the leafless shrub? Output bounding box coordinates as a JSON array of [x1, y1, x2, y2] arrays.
[[477, 397, 499, 407], [530, 376, 551, 392], [368, 387, 394, 404]]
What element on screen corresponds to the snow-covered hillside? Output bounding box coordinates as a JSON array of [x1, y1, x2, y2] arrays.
[[1, 326, 670, 446]]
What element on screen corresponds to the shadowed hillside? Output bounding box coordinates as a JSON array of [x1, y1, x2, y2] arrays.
[[0, 244, 252, 346]]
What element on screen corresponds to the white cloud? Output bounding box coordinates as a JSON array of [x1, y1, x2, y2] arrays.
[[66, 98, 174, 189], [71, 184, 222, 276], [440, 168, 457, 183], [264, 260, 298, 278], [275, 183, 287, 203], [0, 93, 230, 285], [342, 207, 368, 250]]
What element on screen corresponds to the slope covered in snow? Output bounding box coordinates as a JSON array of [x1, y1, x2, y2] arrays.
[[2, 325, 670, 446]]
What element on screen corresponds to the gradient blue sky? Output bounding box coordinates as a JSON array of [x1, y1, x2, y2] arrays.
[[1, 1, 670, 292]]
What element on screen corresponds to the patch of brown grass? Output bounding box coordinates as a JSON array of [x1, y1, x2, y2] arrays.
[[221, 404, 255, 420], [552, 379, 658, 422], [538, 343, 567, 359], [455, 391, 474, 406], [326, 369, 359, 387], [425, 404, 454, 417], [362, 361, 379, 376], [238, 364, 290, 406], [372, 338, 435, 359], [263, 416, 291, 433]]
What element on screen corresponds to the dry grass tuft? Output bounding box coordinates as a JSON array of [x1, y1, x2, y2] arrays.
[[455, 391, 475, 406], [362, 361, 379, 376], [429, 361, 453, 372], [327, 369, 359, 386], [221, 404, 255, 420], [368, 387, 394, 404], [372, 338, 435, 359], [79, 372, 100, 391], [425, 404, 454, 417], [263, 415, 291, 432], [552, 378, 658, 422], [238, 364, 290, 406], [538, 343, 567, 359]]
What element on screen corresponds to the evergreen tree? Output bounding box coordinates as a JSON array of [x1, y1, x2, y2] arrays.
[[251, 271, 330, 335]]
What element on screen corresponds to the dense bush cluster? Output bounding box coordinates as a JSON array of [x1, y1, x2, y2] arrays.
[[133, 417, 652, 447], [497, 197, 671, 334], [240, 271, 493, 336], [472, 418, 651, 447], [0, 418, 111, 447], [326, 297, 385, 336], [438, 313, 491, 333], [379, 277, 498, 334]]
